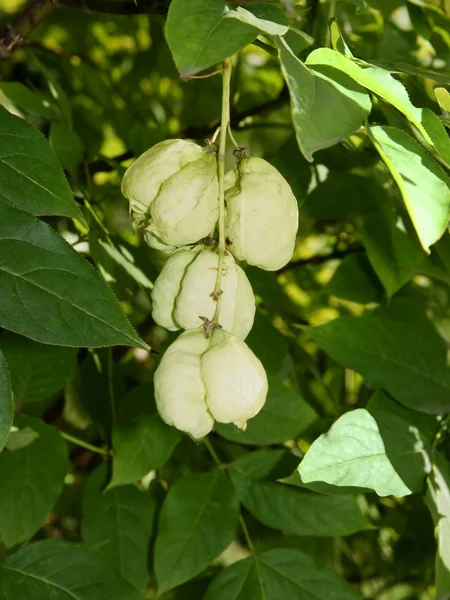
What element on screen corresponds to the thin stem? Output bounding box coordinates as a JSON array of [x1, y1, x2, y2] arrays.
[[203, 437, 222, 466], [60, 431, 109, 457], [239, 515, 256, 555], [251, 38, 278, 58], [212, 59, 233, 324], [107, 348, 116, 447], [324, 0, 337, 48], [203, 437, 258, 558], [183, 64, 228, 81], [211, 126, 221, 144], [83, 197, 109, 236], [227, 124, 239, 148]]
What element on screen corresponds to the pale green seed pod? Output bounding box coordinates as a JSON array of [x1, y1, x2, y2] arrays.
[[122, 139, 219, 247], [151, 247, 255, 339], [224, 157, 298, 271], [154, 329, 268, 438]]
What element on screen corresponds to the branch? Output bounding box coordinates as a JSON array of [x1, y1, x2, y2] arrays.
[[0, 0, 169, 59], [87, 88, 290, 174], [277, 246, 363, 274]]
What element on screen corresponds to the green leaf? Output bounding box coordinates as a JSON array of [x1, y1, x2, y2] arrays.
[[229, 463, 370, 536], [49, 122, 84, 177], [324, 253, 383, 304], [204, 548, 361, 600], [245, 312, 290, 376], [276, 37, 371, 161], [66, 350, 123, 441], [228, 6, 288, 35], [359, 202, 426, 297], [368, 391, 437, 490], [216, 376, 317, 445], [305, 49, 450, 167], [368, 125, 450, 252], [89, 232, 156, 297], [5, 426, 39, 452], [0, 202, 147, 349], [298, 404, 432, 497], [436, 87, 450, 114], [368, 60, 450, 86], [166, 0, 287, 77], [426, 452, 450, 599], [109, 382, 180, 489], [82, 465, 156, 591], [0, 417, 68, 547], [0, 108, 85, 222], [155, 471, 240, 594], [310, 315, 450, 413], [301, 172, 381, 221], [0, 539, 142, 600], [0, 351, 13, 452], [0, 331, 77, 404], [0, 83, 58, 120]]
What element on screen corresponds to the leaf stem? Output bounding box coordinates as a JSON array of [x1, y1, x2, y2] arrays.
[[212, 59, 233, 325], [60, 431, 109, 456], [203, 436, 222, 466], [239, 515, 256, 555], [203, 437, 258, 559]]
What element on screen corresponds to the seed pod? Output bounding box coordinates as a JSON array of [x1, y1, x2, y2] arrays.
[[224, 157, 298, 271], [122, 139, 219, 247], [154, 329, 268, 438], [151, 247, 255, 340]]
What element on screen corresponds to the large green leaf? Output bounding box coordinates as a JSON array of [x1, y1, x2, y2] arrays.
[[204, 548, 361, 600], [426, 452, 450, 599], [305, 48, 450, 167], [0, 417, 68, 547], [109, 382, 180, 489], [155, 471, 240, 594], [166, 0, 287, 77], [0, 331, 77, 404], [49, 122, 84, 178], [0, 540, 142, 600], [245, 312, 290, 376], [0, 83, 58, 120], [310, 315, 450, 413], [324, 253, 383, 304], [0, 108, 84, 222], [82, 466, 155, 591], [0, 351, 13, 452], [276, 37, 371, 161], [359, 202, 426, 297], [368, 125, 450, 252], [66, 350, 124, 442], [0, 202, 147, 348], [229, 465, 370, 536], [216, 376, 317, 445], [299, 395, 437, 497], [301, 172, 381, 221]]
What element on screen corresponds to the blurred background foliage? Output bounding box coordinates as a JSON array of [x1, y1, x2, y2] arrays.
[[0, 1, 450, 598]]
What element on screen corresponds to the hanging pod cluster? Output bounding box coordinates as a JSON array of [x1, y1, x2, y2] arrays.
[[122, 67, 299, 438]]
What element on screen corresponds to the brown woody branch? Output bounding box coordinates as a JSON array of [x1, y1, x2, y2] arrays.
[[0, 0, 169, 59]]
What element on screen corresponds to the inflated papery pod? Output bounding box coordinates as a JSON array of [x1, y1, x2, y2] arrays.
[[224, 156, 299, 271], [154, 329, 268, 438], [122, 139, 219, 248], [151, 247, 255, 339]]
